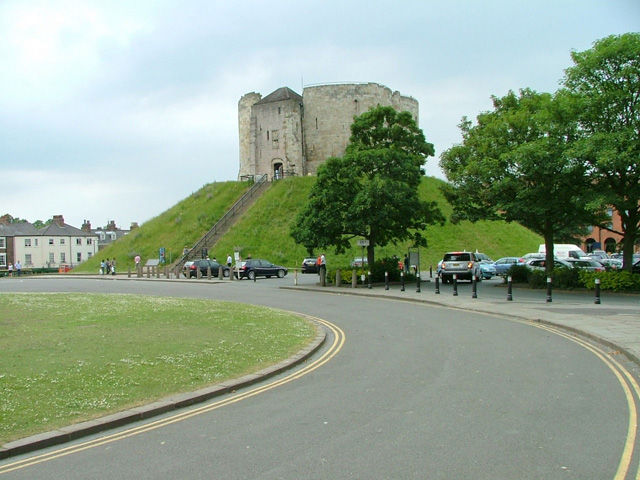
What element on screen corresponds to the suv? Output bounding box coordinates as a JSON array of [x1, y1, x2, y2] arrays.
[[440, 251, 482, 283]]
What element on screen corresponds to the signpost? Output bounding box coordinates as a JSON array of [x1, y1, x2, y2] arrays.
[[357, 239, 369, 273]]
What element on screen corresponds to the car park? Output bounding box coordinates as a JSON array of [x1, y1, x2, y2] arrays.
[[492, 257, 522, 276], [301, 257, 319, 274], [184, 259, 230, 278], [439, 251, 482, 283], [598, 258, 623, 270], [236, 259, 288, 280]]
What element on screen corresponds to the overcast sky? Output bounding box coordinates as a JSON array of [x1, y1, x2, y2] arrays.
[[1, 0, 638, 230]]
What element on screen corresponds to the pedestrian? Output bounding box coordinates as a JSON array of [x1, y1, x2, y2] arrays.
[[111, 258, 116, 275], [15, 260, 21, 276], [319, 253, 326, 277], [404, 254, 409, 274], [100, 260, 105, 275], [226, 254, 232, 267], [8, 263, 13, 278]]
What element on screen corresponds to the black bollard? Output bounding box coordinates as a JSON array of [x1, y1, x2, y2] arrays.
[[471, 275, 477, 298], [385, 271, 389, 290], [429, 265, 433, 278], [416, 272, 421, 293], [435, 276, 440, 294], [507, 276, 513, 301], [401, 271, 405, 291], [367, 271, 372, 289], [546, 277, 552, 303], [453, 274, 458, 296], [594, 278, 601, 304]]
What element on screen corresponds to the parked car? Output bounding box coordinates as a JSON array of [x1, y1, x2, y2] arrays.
[[440, 251, 482, 283], [350, 257, 368, 268], [492, 257, 522, 276], [479, 261, 496, 279], [524, 258, 573, 271], [236, 259, 288, 280], [565, 258, 606, 272], [184, 259, 230, 278], [633, 260, 640, 274], [599, 258, 623, 270], [301, 257, 319, 274], [589, 250, 609, 261]]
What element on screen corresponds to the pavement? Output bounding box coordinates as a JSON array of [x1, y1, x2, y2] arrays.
[[2, 274, 639, 460]]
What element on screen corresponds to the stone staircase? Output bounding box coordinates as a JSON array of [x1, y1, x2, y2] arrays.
[[171, 174, 270, 271]]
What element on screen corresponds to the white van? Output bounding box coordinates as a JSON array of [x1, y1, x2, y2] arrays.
[[538, 244, 587, 260]]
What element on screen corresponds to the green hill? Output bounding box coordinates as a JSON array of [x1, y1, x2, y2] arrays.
[[74, 176, 542, 273]]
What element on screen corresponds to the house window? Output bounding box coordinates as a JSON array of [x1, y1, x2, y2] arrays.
[[88, 252, 93, 259], [0, 254, 6, 267], [87, 238, 92, 245], [77, 252, 82, 262], [0, 238, 5, 249], [60, 238, 65, 245], [76, 238, 82, 245], [35, 239, 38, 247], [60, 253, 66, 263], [25, 254, 32, 265], [49, 238, 54, 245], [100, 233, 106, 240], [24, 239, 31, 247], [49, 253, 55, 264]]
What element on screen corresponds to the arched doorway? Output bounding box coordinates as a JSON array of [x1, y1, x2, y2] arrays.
[[273, 161, 283, 180], [604, 237, 617, 253], [585, 238, 597, 253]]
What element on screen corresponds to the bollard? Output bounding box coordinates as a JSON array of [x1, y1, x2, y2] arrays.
[[219, 266, 224, 280], [416, 272, 421, 293], [320, 267, 326, 287], [336, 269, 341, 288], [156, 266, 160, 279], [294, 268, 298, 285], [352, 269, 357, 288], [253, 270, 257, 282], [471, 275, 477, 298], [384, 271, 389, 290], [546, 277, 552, 303], [435, 275, 440, 294], [147, 266, 151, 279], [367, 271, 372, 289], [207, 266, 212, 280], [128, 266, 131, 278], [429, 265, 433, 278], [196, 267, 201, 279], [507, 276, 513, 301], [401, 271, 405, 291], [453, 274, 458, 296], [594, 278, 601, 304]]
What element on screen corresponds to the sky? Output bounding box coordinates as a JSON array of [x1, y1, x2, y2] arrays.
[[0, 0, 638, 230]]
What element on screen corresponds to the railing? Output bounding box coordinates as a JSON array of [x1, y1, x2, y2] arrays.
[[174, 174, 269, 269]]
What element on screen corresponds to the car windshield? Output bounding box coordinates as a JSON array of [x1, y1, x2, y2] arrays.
[[444, 253, 471, 262]]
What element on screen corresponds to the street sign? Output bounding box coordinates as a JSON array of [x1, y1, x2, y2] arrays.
[[357, 239, 370, 247]]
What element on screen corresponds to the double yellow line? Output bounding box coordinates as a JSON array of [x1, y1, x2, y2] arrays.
[[534, 322, 640, 480], [0, 317, 345, 475]]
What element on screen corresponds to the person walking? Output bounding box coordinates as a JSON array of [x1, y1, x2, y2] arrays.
[[7, 263, 13, 278], [15, 260, 21, 276]]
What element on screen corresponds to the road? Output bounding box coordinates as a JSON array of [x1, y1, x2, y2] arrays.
[[1, 275, 640, 479]]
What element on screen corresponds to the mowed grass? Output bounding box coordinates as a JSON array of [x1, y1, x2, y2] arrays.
[[0, 293, 316, 444]]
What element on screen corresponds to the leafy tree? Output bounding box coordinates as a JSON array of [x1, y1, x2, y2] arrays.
[[290, 106, 444, 266], [439, 89, 601, 274], [562, 33, 640, 270]]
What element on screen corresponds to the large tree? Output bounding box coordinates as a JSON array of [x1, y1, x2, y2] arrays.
[[290, 106, 444, 266], [440, 89, 601, 274], [562, 33, 640, 270]]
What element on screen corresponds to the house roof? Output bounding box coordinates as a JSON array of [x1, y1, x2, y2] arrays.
[[0, 222, 38, 236], [39, 221, 87, 237], [254, 87, 302, 105]]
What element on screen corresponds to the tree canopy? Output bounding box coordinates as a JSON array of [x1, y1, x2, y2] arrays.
[[290, 106, 444, 266], [439, 89, 600, 273], [562, 33, 640, 269]]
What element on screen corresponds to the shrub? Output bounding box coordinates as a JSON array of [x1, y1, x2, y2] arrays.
[[506, 265, 530, 284], [522, 267, 581, 290], [578, 270, 640, 292]]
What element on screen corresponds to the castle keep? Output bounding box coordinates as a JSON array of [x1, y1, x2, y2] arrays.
[[237, 83, 419, 180]]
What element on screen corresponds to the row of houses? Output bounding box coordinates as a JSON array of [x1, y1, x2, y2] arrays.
[[0, 215, 135, 272]]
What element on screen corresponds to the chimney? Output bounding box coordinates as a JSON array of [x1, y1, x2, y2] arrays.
[[107, 220, 117, 231], [81, 220, 92, 232], [53, 215, 65, 227], [130, 222, 139, 230], [0, 215, 10, 226]]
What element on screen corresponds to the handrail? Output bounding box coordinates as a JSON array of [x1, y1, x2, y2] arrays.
[[174, 175, 269, 268]]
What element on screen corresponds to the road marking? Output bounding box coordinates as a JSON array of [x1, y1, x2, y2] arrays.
[[0, 316, 345, 475]]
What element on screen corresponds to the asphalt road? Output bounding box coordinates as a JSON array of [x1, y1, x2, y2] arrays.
[[1, 275, 640, 479]]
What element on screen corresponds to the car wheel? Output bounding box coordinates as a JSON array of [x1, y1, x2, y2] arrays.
[[223, 269, 230, 278], [277, 269, 285, 278], [248, 270, 255, 280]]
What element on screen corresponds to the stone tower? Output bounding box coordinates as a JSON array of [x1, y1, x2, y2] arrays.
[[237, 82, 419, 179]]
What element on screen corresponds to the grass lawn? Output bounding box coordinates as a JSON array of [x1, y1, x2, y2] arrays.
[[0, 293, 316, 444]]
